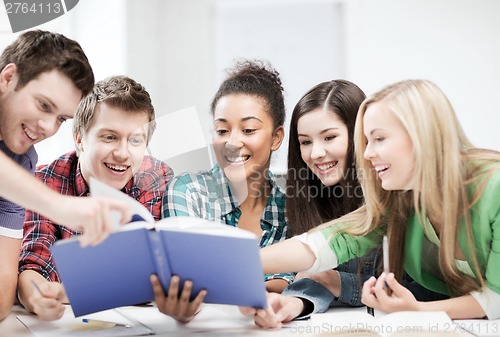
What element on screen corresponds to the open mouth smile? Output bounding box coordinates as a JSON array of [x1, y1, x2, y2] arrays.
[[23, 124, 39, 141], [315, 161, 338, 173], [375, 165, 390, 176], [225, 155, 250, 164], [105, 163, 129, 172]]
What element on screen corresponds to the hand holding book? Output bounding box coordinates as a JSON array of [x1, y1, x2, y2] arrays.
[[150, 274, 206, 323], [52, 178, 267, 317]]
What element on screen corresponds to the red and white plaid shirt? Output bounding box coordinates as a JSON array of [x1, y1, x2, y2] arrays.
[[19, 151, 173, 282]]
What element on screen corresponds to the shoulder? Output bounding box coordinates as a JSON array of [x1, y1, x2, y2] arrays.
[[136, 156, 174, 180], [130, 156, 174, 192], [467, 162, 500, 226], [139, 156, 173, 175], [471, 162, 500, 200], [166, 169, 215, 194], [35, 151, 77, 181]]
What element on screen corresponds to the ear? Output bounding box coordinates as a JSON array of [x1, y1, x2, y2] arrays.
[[0, 64, 18, 93], [271, 126, 285, 152], [74, 133, 84, 153]]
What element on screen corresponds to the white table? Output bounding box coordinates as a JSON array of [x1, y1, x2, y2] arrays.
[[1, 304, 476, 337]]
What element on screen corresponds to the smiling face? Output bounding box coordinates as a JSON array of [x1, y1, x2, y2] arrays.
[[0, 66, 82, 155], [76, 102, 149, 190], [363, 101, 415, 190], [297, 108, 349, 187], [212, 93, 283, 182]]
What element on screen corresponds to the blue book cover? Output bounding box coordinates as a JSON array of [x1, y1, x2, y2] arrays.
[[51, 178, 267, 316], [158, 218, 267, 308], [52, 227, 160, 316]]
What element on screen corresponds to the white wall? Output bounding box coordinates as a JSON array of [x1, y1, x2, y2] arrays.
[[1, 0, 499, 169], [343, 0, 500, 152], [0, 0, 127, 164], [213, 0, 345, 173]]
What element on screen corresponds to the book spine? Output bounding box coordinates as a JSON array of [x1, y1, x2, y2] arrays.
[[147, 231, 172, 289]]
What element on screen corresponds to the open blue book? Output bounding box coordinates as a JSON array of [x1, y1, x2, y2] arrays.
[[51, 178, 267, 317]]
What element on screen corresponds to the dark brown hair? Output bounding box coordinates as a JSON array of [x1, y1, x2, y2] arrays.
[[210, 60, 285, 128], [286, 80, 366, 235], [0, 30, 94, 96]]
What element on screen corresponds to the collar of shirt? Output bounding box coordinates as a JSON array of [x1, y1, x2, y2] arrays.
[[211, 164, 285, 230]]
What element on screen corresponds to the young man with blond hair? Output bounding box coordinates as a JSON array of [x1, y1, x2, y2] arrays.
[[18, 75, 173, 320]]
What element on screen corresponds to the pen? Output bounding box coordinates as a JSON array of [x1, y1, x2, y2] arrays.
[[383, 235, 389, 274], [30, 280, 44, 296], [382, 235, 392, 295], [366, 236, 389, 316], [82, 318, 131, 328]]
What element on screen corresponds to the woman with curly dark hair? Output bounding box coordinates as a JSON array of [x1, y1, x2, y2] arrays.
[[158, 60, 291, 322]]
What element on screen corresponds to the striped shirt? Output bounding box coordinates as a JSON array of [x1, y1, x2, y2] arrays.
[[0, 141, 38, 239]]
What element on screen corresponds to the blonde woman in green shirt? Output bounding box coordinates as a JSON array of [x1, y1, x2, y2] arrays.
[[260, 79, 500, 320]]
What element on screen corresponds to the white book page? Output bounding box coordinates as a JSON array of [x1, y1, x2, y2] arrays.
[[376, 311, 453, 335], [156, 216, 257, 239], [116, 304, 254, 334], [89, 177, 155, 229], [183, 304, 254, 332], [294, 309, 453, 336], [17, 306, 153, 337]]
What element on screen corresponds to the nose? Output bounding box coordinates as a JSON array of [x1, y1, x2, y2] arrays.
[[225, 132, 243, 149], [113, 140, 130, 160], [363, 141, 375, 160], [37, 116, 60, 138], [310, 142, 325, 160]]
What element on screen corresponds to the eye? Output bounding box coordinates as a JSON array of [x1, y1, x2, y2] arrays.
[[299, 140, 311, 146], [375, 136, 385, 142], [38, 100, 50, 112], [129, 137, 144, 146], [242, 129, 256, 134], [216, 129, 228, 135], [57, 116, 68, 123], [102, 135, 116, 142], [325, 135, 337, 141]]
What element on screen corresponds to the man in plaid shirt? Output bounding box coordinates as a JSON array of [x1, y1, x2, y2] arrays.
[[18, 76, 173, 321]]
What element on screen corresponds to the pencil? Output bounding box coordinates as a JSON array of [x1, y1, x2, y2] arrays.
[[82, 318, 131, 328]]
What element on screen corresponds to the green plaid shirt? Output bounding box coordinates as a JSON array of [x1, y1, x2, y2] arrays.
[[162, 164, 293, 284]]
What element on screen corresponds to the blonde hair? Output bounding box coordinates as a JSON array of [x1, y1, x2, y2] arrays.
[[320, 79, 500, 295]]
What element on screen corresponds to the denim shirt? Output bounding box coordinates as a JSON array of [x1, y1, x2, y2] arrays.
[[163, 164, 293, 284], [284, 247, 449, 320], [283, 248, 381, 319]]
